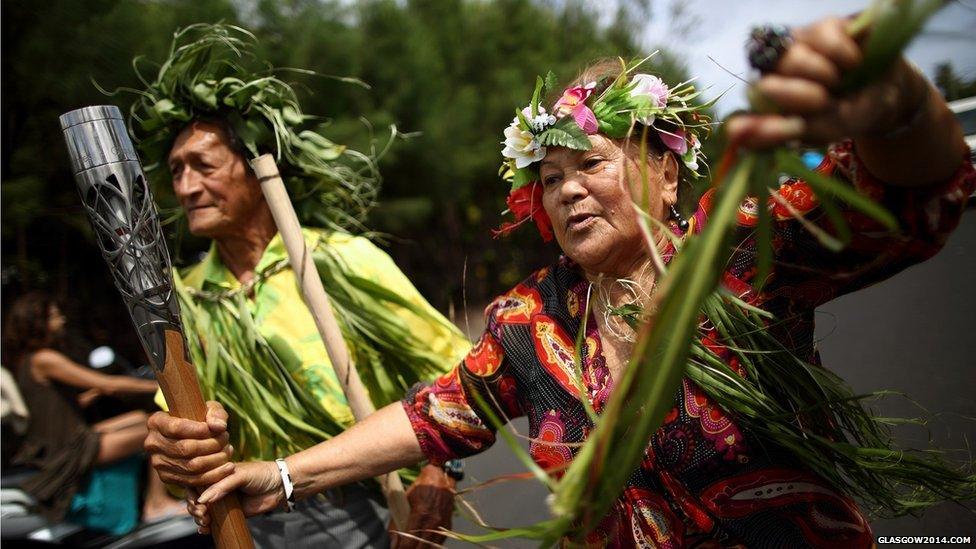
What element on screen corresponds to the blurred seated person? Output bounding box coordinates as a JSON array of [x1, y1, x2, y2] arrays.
[[1, 364, 30, 467], [3, 291, 184, 534]]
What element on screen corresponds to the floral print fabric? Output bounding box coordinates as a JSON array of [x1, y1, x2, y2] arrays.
[[403, 142, 975, 548]]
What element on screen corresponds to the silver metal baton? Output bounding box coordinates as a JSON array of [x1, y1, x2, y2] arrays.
[[60, 105, 254, 549]]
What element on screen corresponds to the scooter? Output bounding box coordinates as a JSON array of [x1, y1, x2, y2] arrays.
[[1, 466, 207, 548], [1, 346, 211, 548]]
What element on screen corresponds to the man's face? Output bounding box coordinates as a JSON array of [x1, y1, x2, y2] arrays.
[[168, 121, 264, 239]]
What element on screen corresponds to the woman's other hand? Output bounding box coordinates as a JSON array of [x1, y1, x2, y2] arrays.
[[728, 17, 930, 148], [144, 401, 234, 487], [390, 463, 456, 548], [727, 15, 966, 186], [190, 461, 284, 533]]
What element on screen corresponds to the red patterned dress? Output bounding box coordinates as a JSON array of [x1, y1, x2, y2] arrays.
[[402, 143, 975, 548]]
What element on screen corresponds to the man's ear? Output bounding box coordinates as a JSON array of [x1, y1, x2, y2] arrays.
[[660, 151, 679, 207]]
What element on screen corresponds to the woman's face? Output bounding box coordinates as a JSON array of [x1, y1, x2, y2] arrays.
[[47, 304, 66, 336], [539, 134, 677, 276]]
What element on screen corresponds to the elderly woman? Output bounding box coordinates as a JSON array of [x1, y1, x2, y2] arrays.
[[147, 16, 973, 547]]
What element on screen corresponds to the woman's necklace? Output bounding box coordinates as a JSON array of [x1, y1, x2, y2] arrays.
[[590, 259, 656, 343]]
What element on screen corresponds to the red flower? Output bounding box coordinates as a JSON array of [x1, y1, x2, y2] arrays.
[[493, 181, 554, 241]]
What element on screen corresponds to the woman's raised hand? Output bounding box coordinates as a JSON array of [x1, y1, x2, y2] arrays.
[[727, 16, 930, 149]]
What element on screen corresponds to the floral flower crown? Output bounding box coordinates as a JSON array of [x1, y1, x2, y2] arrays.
[[496, 57, 714, 241]]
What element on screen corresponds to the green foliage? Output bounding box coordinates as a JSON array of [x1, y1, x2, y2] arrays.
[[527, 71, 559, 117], [691, 292, 976, 519], [122, 23, 381, 233], [535, 117, 591, 149], [510, 164, 537, 190], [176, 268, 344, 459], [592, 84, 642, 138], [174, 233, 460, 481], [2, 0, 673, 309], [934, 62, 976, 101], [530, 76, 544, 117], [841, 0, 943, 92]]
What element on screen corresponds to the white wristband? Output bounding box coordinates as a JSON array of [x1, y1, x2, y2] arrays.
[[274, 458, 296, 513]]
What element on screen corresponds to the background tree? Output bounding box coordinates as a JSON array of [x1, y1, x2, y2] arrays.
[[934, 61, 976, 101], [1, 0, 692, 359]]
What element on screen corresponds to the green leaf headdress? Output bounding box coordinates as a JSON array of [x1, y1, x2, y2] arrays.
[[122, 23, 381, 231], [495, 56, 716, 241]]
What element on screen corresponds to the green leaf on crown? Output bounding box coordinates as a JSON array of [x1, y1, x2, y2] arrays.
[[530, 76, 544, 117], [511, 166, 537, 190], [515, 107, 531, 131], [543, 71, 559, 97], [595, 112, 632, 138], [592, 85, 650, 138], [536, 117, 591, 150]]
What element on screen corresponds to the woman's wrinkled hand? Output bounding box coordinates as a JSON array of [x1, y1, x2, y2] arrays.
[[727, 16, 930, 149], [144, 401, 235, 487], [390, 463, 456, 548], [190, 461, 284, 533]]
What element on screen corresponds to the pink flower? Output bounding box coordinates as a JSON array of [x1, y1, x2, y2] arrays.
[[552, 83, 599, 134], [630, 74, 669, 109], [629, 74, 670, 125], [572, 105, 599, 134], [659, 127, 688, 155], [553, 82, 596, 118]]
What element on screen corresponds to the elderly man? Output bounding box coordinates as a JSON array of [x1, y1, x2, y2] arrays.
[[134, 26, 469, 548]]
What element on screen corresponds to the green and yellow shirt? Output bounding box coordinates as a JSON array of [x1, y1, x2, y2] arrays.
[[157, 229, 469, 443]]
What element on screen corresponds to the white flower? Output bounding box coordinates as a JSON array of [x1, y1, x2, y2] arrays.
[[530, 112, 557, 132], [512, 106, 556, 133], [629, 73, 670, 126], [501, 105, 553, 168], [502, 124, 546, 169], [511, 106, 532, 125]]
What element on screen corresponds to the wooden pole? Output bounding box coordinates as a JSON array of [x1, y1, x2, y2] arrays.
[[156, 331, 254, 548], [250, 154, 411, 530]]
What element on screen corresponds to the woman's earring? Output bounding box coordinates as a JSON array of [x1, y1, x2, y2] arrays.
[[669, 204, 689, 231]]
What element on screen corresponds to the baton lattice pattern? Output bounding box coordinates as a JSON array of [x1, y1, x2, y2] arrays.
[[79, 165, 182, 371]]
